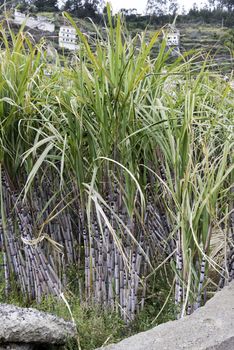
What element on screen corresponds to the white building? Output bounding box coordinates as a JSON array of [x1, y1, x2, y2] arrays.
[[59, 26, 79, 51], [162, 25, 180, 46], [167, 31, 180, 46], [14, 10, 26, 24], [13, 10, 55, 32]]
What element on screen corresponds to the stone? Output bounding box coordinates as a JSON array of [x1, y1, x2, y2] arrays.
[[0, 304, 76, 345], [96, 282, 234, 350]]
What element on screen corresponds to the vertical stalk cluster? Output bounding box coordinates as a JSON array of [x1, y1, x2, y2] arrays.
[[0, 11, 233, 321]]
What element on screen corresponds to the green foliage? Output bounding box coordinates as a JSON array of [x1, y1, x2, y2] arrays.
[[31, 297, 124, 350], [0, 11, 233, 348], [222, 28, 234, 50]]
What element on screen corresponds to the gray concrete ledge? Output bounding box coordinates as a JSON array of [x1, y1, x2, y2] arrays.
[[97, 282, 234, 350]]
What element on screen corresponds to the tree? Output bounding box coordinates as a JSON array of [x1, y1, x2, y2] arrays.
[[209, 0, 234, 10], [168, 0, 178, 16], [146, 0, 168, 16], [119, 8, 137, 16], [31, 0, 58, 12], [222, 0, 234, 10], [64, 0, 83, 15], [83, 0, 98, 17], [63, 0, 101, 18], [181, 5, 186, 15]]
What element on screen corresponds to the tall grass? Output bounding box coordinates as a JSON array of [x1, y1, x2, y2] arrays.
[[0, 8, 233, 324]]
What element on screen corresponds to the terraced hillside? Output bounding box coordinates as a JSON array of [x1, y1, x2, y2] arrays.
[[179, 24, 233, 73]]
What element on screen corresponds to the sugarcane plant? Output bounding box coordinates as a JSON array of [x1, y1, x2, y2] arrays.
[[0, 6, 233, 322]]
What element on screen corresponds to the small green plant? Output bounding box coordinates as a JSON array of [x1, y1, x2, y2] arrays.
[[25, 295, 125, 350]]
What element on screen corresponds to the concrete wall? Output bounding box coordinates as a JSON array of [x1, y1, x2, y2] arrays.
[[58, 40, 79, 51], [37, 22, 55, 32], [13, 10, 55, 33], [97, 282, 234, 350]]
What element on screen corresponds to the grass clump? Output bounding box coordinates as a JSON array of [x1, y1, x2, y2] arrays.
[[34, 297, 125, 350]]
